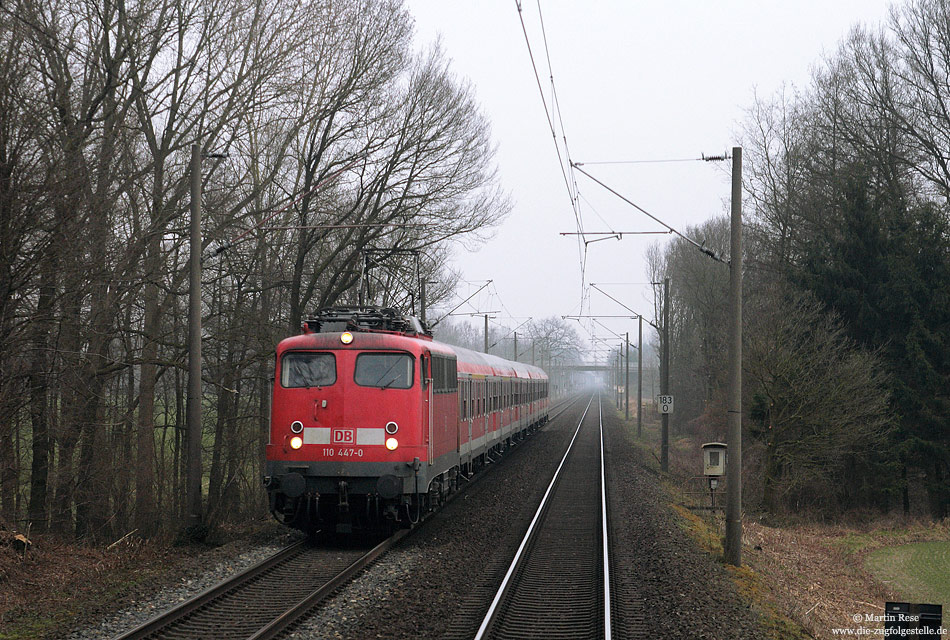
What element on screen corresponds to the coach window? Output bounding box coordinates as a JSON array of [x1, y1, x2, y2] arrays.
[[281, 352, 336, 388], [355, 353, 414, 389]]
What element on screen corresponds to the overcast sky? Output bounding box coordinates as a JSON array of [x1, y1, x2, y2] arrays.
[[405, 0, 894, 360]]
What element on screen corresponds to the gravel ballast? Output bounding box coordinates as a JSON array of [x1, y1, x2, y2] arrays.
[[602, 403, 765, 639], [65, 532, 301, 640], [69, 395, 767, 640]]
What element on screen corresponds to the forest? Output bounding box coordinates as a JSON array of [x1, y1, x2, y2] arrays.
[[0, 0, 515, 540], [7, 0, 950, 544], [649, 0, 950, 518]]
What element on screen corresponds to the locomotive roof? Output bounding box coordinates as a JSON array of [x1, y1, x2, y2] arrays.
[[277, 331, 547, 381]]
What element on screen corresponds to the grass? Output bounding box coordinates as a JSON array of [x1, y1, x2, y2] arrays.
[[614, 409, 811, 639], [865, 541, 950, 607]]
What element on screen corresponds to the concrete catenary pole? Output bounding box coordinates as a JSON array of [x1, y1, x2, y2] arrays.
[[637, 316, 643, 437], [616, 347, 621, 409], [484, 314, 489, 354], [625, 332, 630, 420], [661, 277, 670, 472], [725, 147, 744, 566], [186, 144, 203, 529], [514, 332, 518, 362]]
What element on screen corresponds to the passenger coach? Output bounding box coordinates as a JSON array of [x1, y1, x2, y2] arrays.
[[264, 307, 549, 535]]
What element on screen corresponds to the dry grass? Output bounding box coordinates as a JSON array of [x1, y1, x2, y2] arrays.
[[746, 519, 950, 639], [618, 411, 950, 640], [0, 519, 287, 640]]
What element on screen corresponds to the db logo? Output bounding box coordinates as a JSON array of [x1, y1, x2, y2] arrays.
[[332, 428, 355, 444]]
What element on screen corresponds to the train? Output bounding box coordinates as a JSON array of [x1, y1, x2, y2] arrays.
[[264, 307, 550, 535]]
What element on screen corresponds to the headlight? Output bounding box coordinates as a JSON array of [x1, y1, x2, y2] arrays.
[[385, 437, 398, 451], [385, 421, 398, 435], [290, 436, 303, 450], [290, 420, 304, 434], [340, 331, 353, 344]]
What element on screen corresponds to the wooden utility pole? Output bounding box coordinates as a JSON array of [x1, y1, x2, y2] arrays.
[[661, 276, 670, 472], [186, 144, 203, 529], [725, 147, 743, 566]]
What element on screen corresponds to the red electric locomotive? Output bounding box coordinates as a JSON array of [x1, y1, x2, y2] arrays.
[[264, 307, 549, 535]]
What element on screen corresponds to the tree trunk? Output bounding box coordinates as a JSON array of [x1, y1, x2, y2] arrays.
[[0, 425, 14, 524], [207, 367, 234, 521], [762, 442, 782, 513], [52, 286, 84, 534], [135, 230, 161, 537], [27, 262, 56, 532]]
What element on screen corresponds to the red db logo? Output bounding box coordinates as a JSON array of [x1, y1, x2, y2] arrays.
[[332, 428, 355, 444]]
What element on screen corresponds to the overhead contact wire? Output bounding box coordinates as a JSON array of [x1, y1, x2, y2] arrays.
[[572, 163, 728, 265], [514, 1, 587, 291]]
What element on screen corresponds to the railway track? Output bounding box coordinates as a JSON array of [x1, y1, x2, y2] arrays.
[[474, 393, 612, 640], [112, 398, 580, 640], [112, 531, 406, 640]]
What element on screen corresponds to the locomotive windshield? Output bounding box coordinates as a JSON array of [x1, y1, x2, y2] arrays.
[[354, 352, 414, 389], [280, 352, 336, 388]]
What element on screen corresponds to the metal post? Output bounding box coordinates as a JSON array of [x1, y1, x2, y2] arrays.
[[725, 147, 743, 566], [484, 314, 489, 354], [637, 316, 643, 437], [358, 254, 366, 307], [186, 144, 203, 529], [661, 276, 670, 472], [625, 332, 630, 420], [420, 279, 426, 325], [617, 346, 622, 409]]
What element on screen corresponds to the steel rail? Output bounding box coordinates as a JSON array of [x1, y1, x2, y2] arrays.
[[113, 539, 311, 640], [473, 394, 595, 640], [599, 395, 613, 639], [247, 529, 409, 640]]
